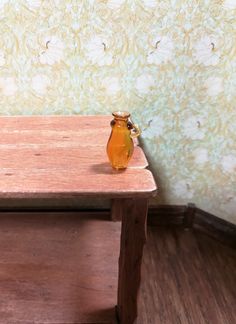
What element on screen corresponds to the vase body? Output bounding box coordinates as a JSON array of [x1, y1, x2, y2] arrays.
[[106, 111, 140, 170]]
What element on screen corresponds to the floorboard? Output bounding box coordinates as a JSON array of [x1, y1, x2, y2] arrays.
[[137, 227, 236, 324], [0, 212, 235, 324]]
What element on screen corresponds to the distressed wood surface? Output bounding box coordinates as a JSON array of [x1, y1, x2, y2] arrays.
[[0, 116, 138, 147], [116, 198, 148, 324], [0, 146, 147, 169], [0, 115, 111, 131], [0, 115, 157, 324], [0, 168, 156, 199], [0, 116, 156, 199]]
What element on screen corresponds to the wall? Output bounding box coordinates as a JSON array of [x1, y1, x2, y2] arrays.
[[0, 1, 235, 223]]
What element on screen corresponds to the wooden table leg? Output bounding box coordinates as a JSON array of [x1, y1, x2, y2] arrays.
[[111, 199, 122, 221], [114, 198, 148, 324]]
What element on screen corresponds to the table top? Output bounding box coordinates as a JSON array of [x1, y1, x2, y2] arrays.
[[0, 116, 157, 199]]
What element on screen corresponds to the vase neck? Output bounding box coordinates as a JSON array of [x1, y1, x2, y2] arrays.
[[112, 111, 130, 120]]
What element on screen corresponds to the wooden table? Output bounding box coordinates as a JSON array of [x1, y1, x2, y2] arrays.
[[0, 116, 157, 324]]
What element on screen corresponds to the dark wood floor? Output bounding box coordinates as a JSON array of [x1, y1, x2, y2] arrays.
[[138, 227, 236, 324], [0, 212, 235, 324]]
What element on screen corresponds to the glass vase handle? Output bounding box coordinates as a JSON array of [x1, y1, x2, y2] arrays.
[[128, 118, 141, 138]]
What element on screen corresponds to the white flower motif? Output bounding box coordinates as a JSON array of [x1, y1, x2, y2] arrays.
[[26, 0, 41, 10], [147, 36, 174, 65], [135, 74, 155, 94], [107, 0, 125, 9], [204, 77, 223, 97], [173, 180, 194, 199], [0, 0, 9, 10], [223, 0, 236, 9], [39, 36, 64, 65], [0, 51, 5, 66], [65, 3, 73, 12], [142, 116, 165, 139], [141, 0, 157, 8], [193, 148, 209, 164], [0, 77, 17, 96], [221, 155, 236, 173], [182, 116, 205, 140], [31, 74, 50, 95], [193, 36, 220, 66], [84, 36, 113, 66], [101, 77, 121, 95]]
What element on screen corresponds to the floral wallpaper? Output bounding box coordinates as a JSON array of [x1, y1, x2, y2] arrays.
[[0, 1, 235, 224]]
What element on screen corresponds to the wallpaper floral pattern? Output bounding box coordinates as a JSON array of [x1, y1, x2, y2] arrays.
[[0, 1, 235, 223]]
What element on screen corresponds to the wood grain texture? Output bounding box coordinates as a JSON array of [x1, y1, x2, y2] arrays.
[[148, 205, 236, 249], [138, 226, 236, 324], [0, 168, 156, 199], [111, 199, 123, 222], [147, 205, 187, 226], [116, 199, 148, 324], [0, 211, 119, 324], [0, 116, 157, 199], [0, 115, 112, 132], [0, 115, 138, 147], [0, 212, 235, 324], [0, 116, 157, 324], [0, 146, 148, 169], [194, 208, 236, 249]]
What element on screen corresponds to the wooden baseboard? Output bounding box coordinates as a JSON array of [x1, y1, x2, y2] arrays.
[[149, 204, 236, 249], [193, 208, 236, 249], [147, 205, 187, 226], [147, 203, 198, 228]]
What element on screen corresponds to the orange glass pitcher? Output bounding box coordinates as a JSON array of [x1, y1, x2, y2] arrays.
[[106, 111, 140, 170]]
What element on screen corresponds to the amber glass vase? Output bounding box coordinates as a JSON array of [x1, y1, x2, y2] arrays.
[[106, 111, 140, 170]]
